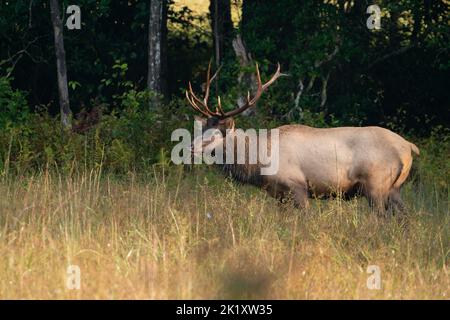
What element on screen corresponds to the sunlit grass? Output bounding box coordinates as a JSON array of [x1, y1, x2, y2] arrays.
[[173, 0, 242, 26], [0, 163, 448, 299], [174, 0, 209, 14]]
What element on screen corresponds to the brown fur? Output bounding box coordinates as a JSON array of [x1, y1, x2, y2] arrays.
[[199, 119, 419, 214]]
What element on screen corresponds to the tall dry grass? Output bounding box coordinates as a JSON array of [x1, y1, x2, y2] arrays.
[[0, 165, 448, 299]]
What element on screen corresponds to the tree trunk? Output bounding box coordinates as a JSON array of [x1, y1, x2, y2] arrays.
[[49, 0, 71, 130], [209, 0, 233, 67], [232, 34, 257, 116], [148, 0, 168, 105]]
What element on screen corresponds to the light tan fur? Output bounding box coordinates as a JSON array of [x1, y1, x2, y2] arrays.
[[187, 64, 419, 213], [213, 124, 419, 213]]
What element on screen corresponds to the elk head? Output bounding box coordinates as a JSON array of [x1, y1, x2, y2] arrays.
[[186, 62, 283, 156]]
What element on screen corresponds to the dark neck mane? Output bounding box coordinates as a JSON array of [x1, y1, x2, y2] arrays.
[[218, 133, 264, 186]]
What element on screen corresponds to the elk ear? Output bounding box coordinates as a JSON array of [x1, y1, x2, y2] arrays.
[[193, 115, 207, 126], [220, 118, 235, 130]]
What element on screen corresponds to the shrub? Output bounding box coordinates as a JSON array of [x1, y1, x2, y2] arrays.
[[0, 93, 194, 174], [0, 76, 30, 129]]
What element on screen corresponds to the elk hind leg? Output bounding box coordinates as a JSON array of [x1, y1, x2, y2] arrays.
[[387, 188, 406, 214]]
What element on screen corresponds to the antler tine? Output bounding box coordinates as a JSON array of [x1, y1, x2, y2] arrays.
[[217, 96, 225, 116], [188, 81, 217, 116], [185, 62, 282, 119], [188, 82, 206, 109], [203, 60, 213, 105], [248, 63, 264, 105], [222, 62, 276, 118], [185, 90, 210, 117], [209, 64, 222, 84], [187, 62, 222, 117], [262, 63, 282, 91], [204, 61, 223, 114]]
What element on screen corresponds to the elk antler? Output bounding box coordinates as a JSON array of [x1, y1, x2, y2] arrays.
[[186, 62, 283, 118]]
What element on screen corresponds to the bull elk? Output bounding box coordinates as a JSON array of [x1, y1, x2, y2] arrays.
[[186, 63, 419, 213]]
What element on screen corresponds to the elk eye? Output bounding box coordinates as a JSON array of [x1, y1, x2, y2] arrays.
[[207, 118, 219, 127]]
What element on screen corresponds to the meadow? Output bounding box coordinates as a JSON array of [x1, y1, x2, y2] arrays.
[[0, 148, 448, 299], [1, 0, 448, 301]]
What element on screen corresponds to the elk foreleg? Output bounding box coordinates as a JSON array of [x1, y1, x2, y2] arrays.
[[294, 186, 309, 209], [290, 183, 309, 210]]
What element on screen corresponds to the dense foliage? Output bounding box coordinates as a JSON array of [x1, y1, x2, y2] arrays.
[[0, 0, 449, 173], [0, 0, 211, 112], [240, 0, 449, 131]]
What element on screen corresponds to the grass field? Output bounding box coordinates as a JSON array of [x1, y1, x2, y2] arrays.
[[0, 161, 448, 299], [174, 0, 209, 13], [173, 0, 241, 25]]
